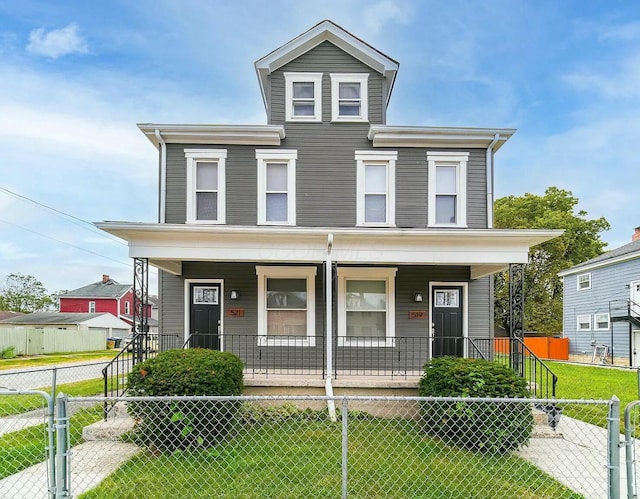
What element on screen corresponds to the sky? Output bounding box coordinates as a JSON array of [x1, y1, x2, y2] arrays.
[[0, 0, 639, 296]]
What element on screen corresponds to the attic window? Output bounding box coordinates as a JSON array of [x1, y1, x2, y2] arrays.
[[330, 73, 368, 122], [284, 72, 322, 122]]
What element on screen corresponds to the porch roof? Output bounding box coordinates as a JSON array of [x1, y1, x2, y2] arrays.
[[96, 223, 562, 279]]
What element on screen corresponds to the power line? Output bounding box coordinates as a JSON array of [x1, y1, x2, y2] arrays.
[[0, 218, 132, 268], [0, 186, 127, 246]]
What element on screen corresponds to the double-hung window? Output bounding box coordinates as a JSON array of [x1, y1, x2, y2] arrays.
[[355, 151, 396, 226], [89, 301, 96, 313], [124, 301, 130, 315], [256, 150, 297, 225], [577, 273, 591, 290], [330, 73, 369, 122], [185, 149, 227, 224], [576, 314, 591, 331], [337, 268, 397, 347], [594, 313, 610, 331], [256, 266, 316, 347], [284, 73, 323, 122], [427, 152, 468, 227]]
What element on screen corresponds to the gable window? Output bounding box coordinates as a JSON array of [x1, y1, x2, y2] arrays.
[[185, 149, 227, 224], [89, 301, 96, 313], [124, 301, 130, 315], [576, 314, 591, 331], [594, 313, 610, 331], [427, 152, 468, 227], [284, 72, 322, 122], [256, 266, 316, 346], [577, 273, 591, 290], [355, 151, 397, 226], [337, 267, 397, 347], [330, 73, 369, 122], [256, 150, 297, 225]]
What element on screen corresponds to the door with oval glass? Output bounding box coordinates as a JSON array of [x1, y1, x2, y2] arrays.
[[189, 283, 221, 350], [432, 286, 463, 357]]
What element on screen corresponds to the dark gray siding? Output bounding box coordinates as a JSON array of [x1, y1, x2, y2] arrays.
[[269, 41, 384, 125], [468, 276, 491, 338], [563, 258, 640, 363]]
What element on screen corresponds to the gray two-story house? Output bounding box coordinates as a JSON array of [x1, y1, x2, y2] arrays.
[[98, 20, 559, 391], [559, 229, 640, 366]]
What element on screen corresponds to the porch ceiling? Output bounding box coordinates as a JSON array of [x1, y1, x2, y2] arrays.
[[96, 223, 562, 279]]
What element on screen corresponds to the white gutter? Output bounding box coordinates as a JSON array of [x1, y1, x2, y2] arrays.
[[486, 133, 500, 228], [325, 233, 336, 421], [155, 129, 167, 224]]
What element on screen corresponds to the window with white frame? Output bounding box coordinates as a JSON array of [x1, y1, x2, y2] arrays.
[[256, 266, 316, 346], [594, 313, 610, 331], [89, 301, 96, 313], [427, 152, 469, 227], [185, 149, 227, 224], [577, 273, 591, 290], [124, 301, 130, 315], [284, 72, 323, 122], [576, 314, 591, 331], [337, 267, 397, 347], [330, 73, 369, 122], [355, 151, 397, 226], [256, 150, 297, 225]]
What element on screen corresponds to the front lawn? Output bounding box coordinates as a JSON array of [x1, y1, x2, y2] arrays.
[[80, 416, 579, 499], [0, 351, 116, 371]]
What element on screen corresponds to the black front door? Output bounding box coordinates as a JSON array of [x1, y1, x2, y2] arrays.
[[432, 286, 463, 357], [189, 283, 221, 349]]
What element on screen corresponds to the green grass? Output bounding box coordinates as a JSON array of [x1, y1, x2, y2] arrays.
[[80, 416, 580, 499], [0, 350, 117, 371], [547, 361, 637, 430], [0, 378, 106, 416], [0, 404, 103, 479]]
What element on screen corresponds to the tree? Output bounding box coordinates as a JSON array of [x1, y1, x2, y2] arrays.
[[494, 187, 610, 335], [0, 273, 55, 313]]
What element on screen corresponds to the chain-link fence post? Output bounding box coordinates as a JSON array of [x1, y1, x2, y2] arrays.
[[624, 401, 639, 499], [55, 392, 70, 498], [341, 397, 348, 499], [608, 395, 621, 499]]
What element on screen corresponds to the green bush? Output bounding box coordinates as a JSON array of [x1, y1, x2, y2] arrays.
[[418, 357, 533, 454], [127, 348, 244, 452], [0, 346, 16, 359]]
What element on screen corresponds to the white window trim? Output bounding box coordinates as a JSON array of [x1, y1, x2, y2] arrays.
[[330, 73, 369, 122], [355, 151, 397, 227], [576, 314, 591, 331], [594, 312, 610, 331], [427, 151, 469, 228], [88, 301, 96, 313], [256, 149, 297, 226], [124, 301, 130, 315], [577, 273, 592, 291], [337, 267, 397, 347], [284, 72, 323, 122], [256, 266, 316, 347], [185, 149, 227, 224]]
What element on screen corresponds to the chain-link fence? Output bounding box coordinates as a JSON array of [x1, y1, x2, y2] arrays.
[[1, 393, 628, 498], [0, 361, 110, 394]]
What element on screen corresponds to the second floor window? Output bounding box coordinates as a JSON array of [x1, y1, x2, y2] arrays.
[[284, 72, 322, 122], [185, 149, 227, 224], [124, 301, 130, 315], [355, 151, 397, 226], [427, 152, 469, 227], [256, 149, 297, 225], [330, 73, 369, 122], [577, 273, 591, 290], [89, 301, 96, 313]]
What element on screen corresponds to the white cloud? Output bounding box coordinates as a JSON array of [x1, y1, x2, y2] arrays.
[[363, 0, 411, 35], [26, 24, 88, 59], [563, 53, 640, 99]]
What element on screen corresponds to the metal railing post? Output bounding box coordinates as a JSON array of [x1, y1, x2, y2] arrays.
[[341, 397, 348, 499], [608, 395, 621, 499], [55, 392, 70, 498]]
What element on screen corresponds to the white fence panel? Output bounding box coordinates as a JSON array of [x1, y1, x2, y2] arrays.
[[0, 327, 107, 355]]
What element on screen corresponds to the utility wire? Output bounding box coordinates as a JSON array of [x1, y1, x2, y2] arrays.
[[0, 186, 127, 246], [0, 218, 132, 268]]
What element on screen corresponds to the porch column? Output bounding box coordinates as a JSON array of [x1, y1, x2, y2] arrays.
[[509, 263, 525, 374], [133, 257, 149, 362]]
